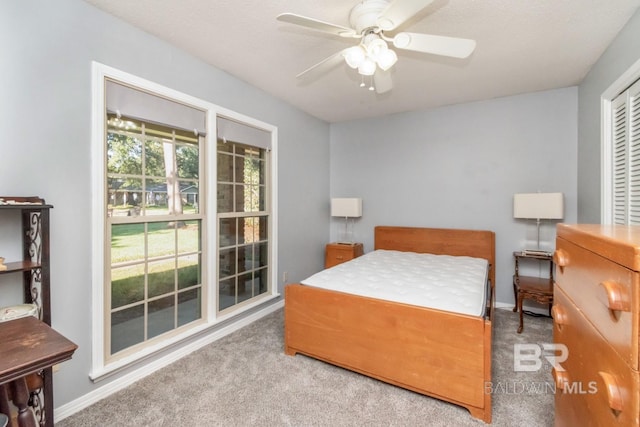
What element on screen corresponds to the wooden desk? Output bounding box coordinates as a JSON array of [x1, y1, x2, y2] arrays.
[[0, 317, 77, 427]]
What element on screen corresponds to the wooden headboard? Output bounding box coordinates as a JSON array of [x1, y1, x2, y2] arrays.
[[374, 226, 496, 288]]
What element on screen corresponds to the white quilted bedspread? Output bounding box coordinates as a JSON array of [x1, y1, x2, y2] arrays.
[[301, 249, 488, 317]]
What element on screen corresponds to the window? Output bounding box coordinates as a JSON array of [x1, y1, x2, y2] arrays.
[[104, 80, 206, 360], [91, 63, 278, 380], [608, 79, 640, 225], [216, 117, 272, 312], [106, 114, 204, 356]]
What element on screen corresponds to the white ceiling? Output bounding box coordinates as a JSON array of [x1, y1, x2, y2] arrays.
[[84, 0, 640, 123]]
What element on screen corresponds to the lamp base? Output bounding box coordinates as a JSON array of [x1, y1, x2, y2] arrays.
[[522, 249, 553, 257], [338, 218, 355, 244], [523, 220, 553, 256]]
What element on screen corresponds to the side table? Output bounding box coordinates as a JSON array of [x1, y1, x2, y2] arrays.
[[0, 316, 77, 427], [325, 243, 364, 269], [512, 251, 554, 334]]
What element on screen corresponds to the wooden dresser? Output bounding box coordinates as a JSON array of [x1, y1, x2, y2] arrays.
[[553, 224, 640, 426]]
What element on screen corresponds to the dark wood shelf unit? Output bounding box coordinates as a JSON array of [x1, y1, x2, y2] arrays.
[[0, 261, 42, 275], [0, 196, 55, 427]]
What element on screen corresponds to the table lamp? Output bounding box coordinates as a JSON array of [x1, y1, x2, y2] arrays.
[[513, 192, 564, 253], [331, 198, 362, 244]]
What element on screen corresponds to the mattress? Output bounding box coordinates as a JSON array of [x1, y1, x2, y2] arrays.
[[301, 249, 489, 317]]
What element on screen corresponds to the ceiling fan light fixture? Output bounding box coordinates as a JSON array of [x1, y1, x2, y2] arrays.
[[358, 57, 377, 76], [279, 0, 476, 93], [376, 48, 397, 71], [367, 38, 388, 60], [344, 45, 366, 69]]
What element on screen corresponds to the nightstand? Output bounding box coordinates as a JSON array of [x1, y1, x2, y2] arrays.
[[512, 251, 554, 333], [325, 243, 364, 269]]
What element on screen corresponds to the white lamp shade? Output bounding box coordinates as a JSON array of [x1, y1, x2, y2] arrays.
[[358, 57, 376, 76], [344, 46, 365, 69], [513, 193, 564, 219], [331, 198, 362, 218], [367, 38, 388, 60], [376, 49, 397, 71]]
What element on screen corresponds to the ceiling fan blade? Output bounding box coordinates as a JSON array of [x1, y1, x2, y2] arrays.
[[392, 32, 476, 58], [374, 70, 393, 94], [277, 13, 358, 38], [296, 49, 348, 80], [377, 0, 435, 31]]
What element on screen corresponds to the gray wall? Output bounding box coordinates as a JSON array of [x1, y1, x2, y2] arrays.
[[577, 9, 640, 223], [330, 87, 578, 306], [0, 0, 329, 408], [2, 0, 637, 416]]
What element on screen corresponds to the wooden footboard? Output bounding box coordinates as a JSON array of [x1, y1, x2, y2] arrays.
[[285, 226, 495, 423], [285, 284, 493, 423]]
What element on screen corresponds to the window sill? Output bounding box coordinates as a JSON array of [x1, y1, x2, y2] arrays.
[[89, 293, 282, 383]]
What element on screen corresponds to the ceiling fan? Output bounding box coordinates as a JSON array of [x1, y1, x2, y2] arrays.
[[277, 0, 476, 94]]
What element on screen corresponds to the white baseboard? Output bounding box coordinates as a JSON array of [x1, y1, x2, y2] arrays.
[[54, 299, 284, 423]]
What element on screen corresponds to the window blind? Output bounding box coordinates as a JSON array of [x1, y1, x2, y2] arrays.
[[216, 116, 271, 150], [106, 79, 206, 136]]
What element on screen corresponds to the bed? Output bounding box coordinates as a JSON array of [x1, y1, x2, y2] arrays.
[[284, 226, 495, 423]]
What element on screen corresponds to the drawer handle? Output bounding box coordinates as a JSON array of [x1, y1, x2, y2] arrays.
[[598, 281, 631, 313], [598, 371, 624, 413], [552, 367, 570, 390], [551, 305, 567, 328], [335, 256, 344, 260], [553, 249, 568, 270]]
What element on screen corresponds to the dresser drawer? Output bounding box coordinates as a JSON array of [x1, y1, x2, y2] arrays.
[[555, 237, 637, 369], [553, 286, 640, 427], [325, 243, 363, 269]]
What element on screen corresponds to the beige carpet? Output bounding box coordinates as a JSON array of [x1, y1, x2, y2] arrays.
[[57, 307, 554, 426]]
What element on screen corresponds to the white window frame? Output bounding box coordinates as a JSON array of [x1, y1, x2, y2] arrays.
[[90, 62, 279, 381], [212, 111, 279, 321], [601, 57, 640, 224]]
